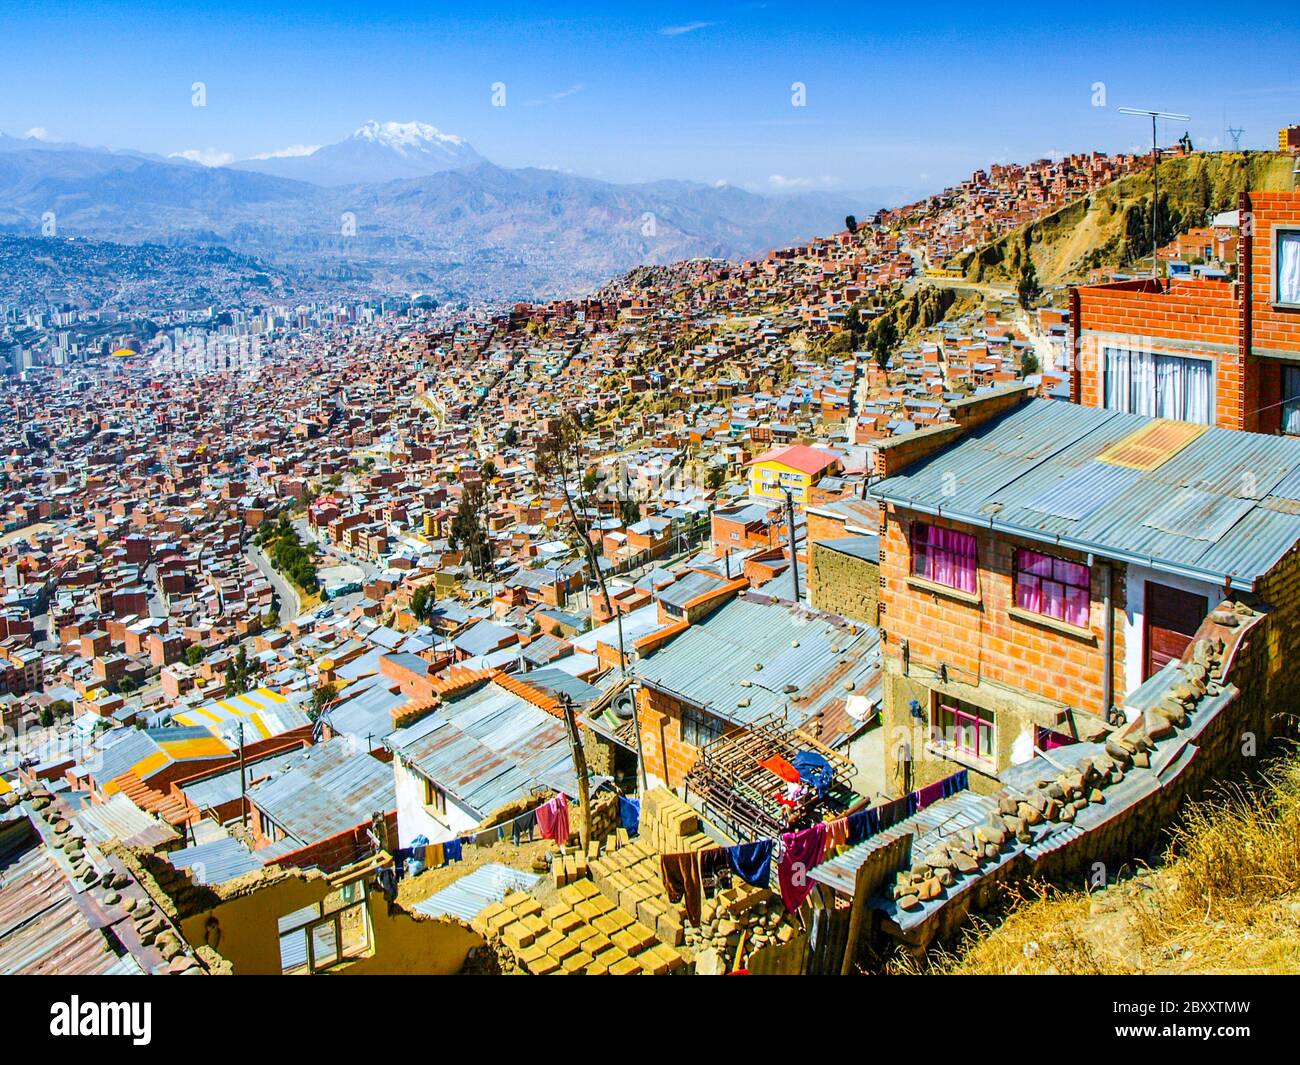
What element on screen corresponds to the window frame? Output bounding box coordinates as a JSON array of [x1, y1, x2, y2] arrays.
[[1101, 345, 1215, 425], [1273, 226, 1300, 310], [910, 521, 978, 594], [681, 703, 725, 749], [422, 776, 447, 817], [1012, 548, 1091, 628], [931, 697, 996, 765]]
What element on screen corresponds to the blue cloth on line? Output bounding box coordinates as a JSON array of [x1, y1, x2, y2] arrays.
[[792, 750, 834, 799], [941, 769, 968, 799], [618, 796, 641, 834], [727, 839, 774, 887], [443, 838, 464, 863], [846, 804, 880, 845]]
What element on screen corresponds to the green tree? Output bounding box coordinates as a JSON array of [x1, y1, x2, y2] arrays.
[[184, 644, 205, 667], [502, 426, 518, 447], [481, 460, 498, 481], [867, 316, 899, 371], [410, 585, 433, 624], [224, 645, 256, 696], [50, 699, 73, 718], [449, 480, 495, 578], [1016, 257, 1042, 310], [309, 681, 338, 722], [38, 706, 54, 728]]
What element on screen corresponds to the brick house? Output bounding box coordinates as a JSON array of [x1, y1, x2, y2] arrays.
[[633, 593, 880, 791], [1071, 190, 1300, 434], [869, 392, 1300, 793]]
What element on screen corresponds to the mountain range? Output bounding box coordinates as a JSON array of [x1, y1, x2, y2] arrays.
[[0, 122, 880, 304]]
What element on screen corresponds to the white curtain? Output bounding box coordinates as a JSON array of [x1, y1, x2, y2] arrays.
[[1154, 354, 1212, 424], [1280, 232, 1300, 305], [1106, 346, 1210, 423], [1154, 356, 1183, 420], [1104, 347, 1131, 411], [1183, 358, 1212, 425], [1284, 366, 1300, 436]]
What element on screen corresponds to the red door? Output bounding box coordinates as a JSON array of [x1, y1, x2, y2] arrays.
[[1144, 582, 1207, 680]]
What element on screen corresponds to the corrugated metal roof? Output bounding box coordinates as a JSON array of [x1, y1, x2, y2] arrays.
[[168, 836, 262, 884], [390, 682, 574, 819], [246, 738, 393, 845], [75, 793, 179, 850], [633, 596, 880, 731], [180, 746, 304, 811], [870, 399, 1300, 589], [0, 818, 139, 976], [412, 863, 542, 922]]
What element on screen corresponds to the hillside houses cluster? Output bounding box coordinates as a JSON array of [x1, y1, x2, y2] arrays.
[[8, 152, 1298, 980]]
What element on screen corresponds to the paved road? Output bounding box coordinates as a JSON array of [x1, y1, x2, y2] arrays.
[[245, 544, 301, 621]]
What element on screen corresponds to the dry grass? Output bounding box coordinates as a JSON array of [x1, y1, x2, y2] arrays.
[[928, 754, 1300, 975]]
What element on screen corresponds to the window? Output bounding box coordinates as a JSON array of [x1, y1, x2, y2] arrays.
[[423, 777, 447, 816], [1278, 229, 1300, 307], [932, 698, 995, 763], [1013, 549, 1090, 628], [1284, 366, 1300, 437], [1103, 347, 1212, 425], [682, 704, 725, 748], [911, 522, 977, 594]]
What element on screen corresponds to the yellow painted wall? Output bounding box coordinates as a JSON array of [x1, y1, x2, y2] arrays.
[[179, 868, 484, 975], [749, 461, 813, 503]]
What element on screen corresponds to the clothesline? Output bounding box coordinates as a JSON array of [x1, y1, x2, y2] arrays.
[[659, 769, 970, 916]]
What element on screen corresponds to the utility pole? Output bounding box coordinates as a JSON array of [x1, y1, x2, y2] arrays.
[[1119, 107, 1190, 279], [783, 488, 800, 603], [558, 692, 591, 851], [237, 720, 248, 831]]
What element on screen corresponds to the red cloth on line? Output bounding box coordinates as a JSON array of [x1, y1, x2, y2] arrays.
[[778, 821, 828, 912], [759, 755, 801, 784], [536, 793, 570, 845]]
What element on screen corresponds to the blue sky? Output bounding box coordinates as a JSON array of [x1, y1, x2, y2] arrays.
[[3, 1, 1298, 198]]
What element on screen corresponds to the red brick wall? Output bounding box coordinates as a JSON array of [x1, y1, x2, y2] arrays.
[[1074, 278, 1242, 429], [878, 508, 1126, 716], [1243, 192, 1300, 434]]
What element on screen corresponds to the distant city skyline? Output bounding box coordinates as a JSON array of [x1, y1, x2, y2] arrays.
[[3, 1, 1298, 197]]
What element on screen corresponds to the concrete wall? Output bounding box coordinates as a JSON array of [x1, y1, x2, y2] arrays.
[[392, 758, 480, 847], [808, 541, 879, 624]]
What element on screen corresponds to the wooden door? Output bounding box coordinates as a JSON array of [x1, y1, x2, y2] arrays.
[[1144, 582, 1207, 680]]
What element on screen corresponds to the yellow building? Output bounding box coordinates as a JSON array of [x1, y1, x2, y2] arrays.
[[746, 444, 841, 505]]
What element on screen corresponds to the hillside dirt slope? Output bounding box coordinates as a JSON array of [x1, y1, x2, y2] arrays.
[[911, 754, 1300, 975], [961, 152, 1297, 287]]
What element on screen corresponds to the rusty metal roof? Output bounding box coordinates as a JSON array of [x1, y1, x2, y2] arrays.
[[0, 816, 141, 976]]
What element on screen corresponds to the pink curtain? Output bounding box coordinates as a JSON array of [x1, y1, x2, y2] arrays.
[[1015, 550, 1089, 626], [913, 524, 976, 592]]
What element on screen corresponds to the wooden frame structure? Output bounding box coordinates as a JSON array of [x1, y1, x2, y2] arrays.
[[684, 712, 854, 842]]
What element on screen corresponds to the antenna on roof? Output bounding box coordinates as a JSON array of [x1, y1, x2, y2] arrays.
[[1119, 107, 1191, 280], [1227, 126, 1245, 151]]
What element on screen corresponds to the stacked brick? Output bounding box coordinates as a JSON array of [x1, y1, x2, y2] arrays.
[[473, 882, 685, 975]]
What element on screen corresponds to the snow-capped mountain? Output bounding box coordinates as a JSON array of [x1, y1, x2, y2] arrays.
[[228, 120, 483, 186]]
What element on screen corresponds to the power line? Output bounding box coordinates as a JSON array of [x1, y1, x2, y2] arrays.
[[1119, 107, 1191, 280]]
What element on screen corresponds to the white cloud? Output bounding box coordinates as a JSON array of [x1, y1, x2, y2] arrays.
[[23, 127, 55, 142], [767, 173, 837, 191], [250, 144, 320, 160], [524, 83, 587, 107], [169, 148, 236, 167], [660, 21, 717, 36]]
